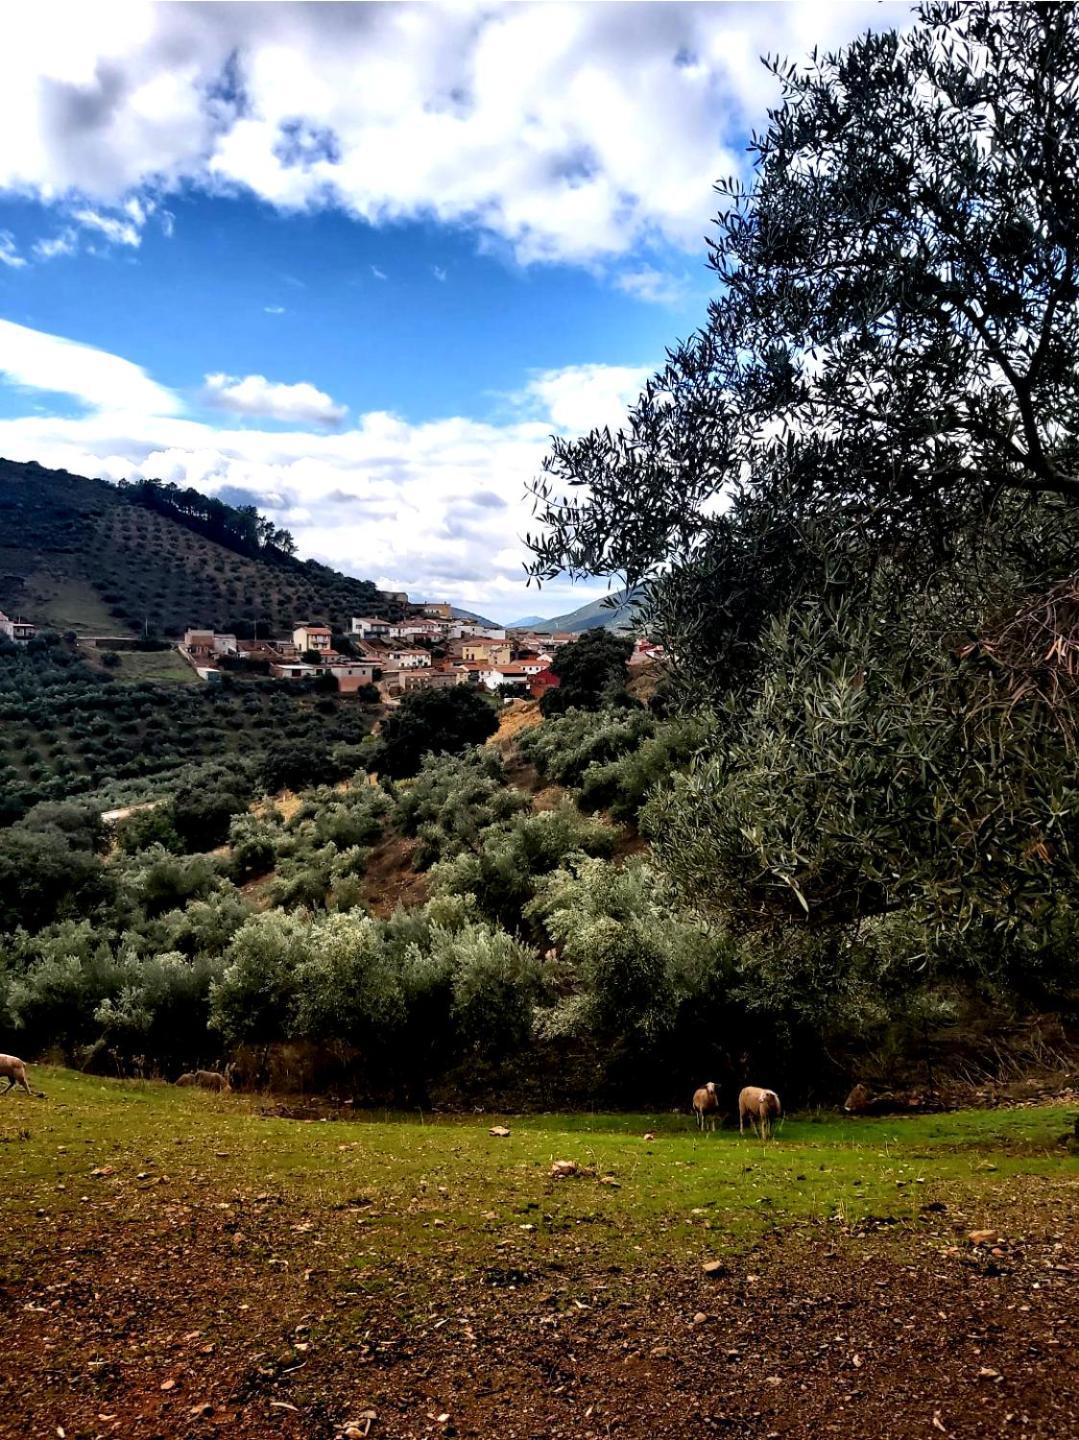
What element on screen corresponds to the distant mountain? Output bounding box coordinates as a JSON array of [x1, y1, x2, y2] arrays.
[[0, 457, 392, 638], [531, 587, 645, 634], [449, 605, 502, 629], [505, 613, 550, 629]]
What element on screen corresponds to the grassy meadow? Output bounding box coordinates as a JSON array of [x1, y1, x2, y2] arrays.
[[4, 1071, 1074, 1271], [1, 1072, 1075, 1440]]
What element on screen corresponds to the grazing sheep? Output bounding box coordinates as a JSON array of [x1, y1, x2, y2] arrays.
[[176, 1069, 232, 1092], [692, 1081, 719, 1132], [739, 1085, 782, 1139], [0, 1054, 32, 1096]]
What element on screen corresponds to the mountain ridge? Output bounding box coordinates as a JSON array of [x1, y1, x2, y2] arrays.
[[529, 586, 644, 634]]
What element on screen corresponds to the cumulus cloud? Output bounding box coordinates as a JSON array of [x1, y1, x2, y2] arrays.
[[521, 362, 653, 434], [0, 319, 180, 414], [203, 372, 348, 427], [0, 321, 642, 615], [0, 2, 910, 268]]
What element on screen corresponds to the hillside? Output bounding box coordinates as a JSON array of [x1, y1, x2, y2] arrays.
[[532, 586, 644, 633], [0, 458, 391, 638], [0, 638, 375, 823]]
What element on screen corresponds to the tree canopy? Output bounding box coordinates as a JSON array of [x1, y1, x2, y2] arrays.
[[528, 1, 1079, 693], [540, 629, 634, 715], [375, 686, 499, 779]]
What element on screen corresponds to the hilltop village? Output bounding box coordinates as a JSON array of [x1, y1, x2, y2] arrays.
[[1, 600, 665, 705]]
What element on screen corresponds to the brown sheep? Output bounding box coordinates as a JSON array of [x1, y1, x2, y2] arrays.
[[739, 1085, 782, 1140], [176, 1069, 232, 1092], [0, 1054, 32, 1096], [692, 1081, 719, 1132]]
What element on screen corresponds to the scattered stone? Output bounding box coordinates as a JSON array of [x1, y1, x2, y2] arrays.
[[488, 1126, 511, 1138], [549, 1159, 580, 1179], [643, 1132, 656, 1141], [702, 1259, 730, 1277], [693, 1311, 709, 1325], [968, 1230, 997, 1247], [340, 1412, 377, 1439]]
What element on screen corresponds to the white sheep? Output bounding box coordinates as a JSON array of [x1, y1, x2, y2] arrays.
[[739, 1085, 782, 1140], [692, 1081, 719, 1132], [0, 1054, 33, 1096]]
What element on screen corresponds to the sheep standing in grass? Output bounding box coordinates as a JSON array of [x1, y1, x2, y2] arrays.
[[0, 1054, 32, 1096], [176, 1069, 232, 1092], [739, 1085, 782, 1139], [692, 1081, 719, 1132]]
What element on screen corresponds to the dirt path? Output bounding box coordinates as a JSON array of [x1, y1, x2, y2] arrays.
[[3, 1185, 1075, 1440]]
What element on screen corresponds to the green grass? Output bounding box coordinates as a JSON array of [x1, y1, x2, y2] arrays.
[[83, 647, 199, 683], [23, 570, 126, 634], [4, 1071, 1074, 1274]]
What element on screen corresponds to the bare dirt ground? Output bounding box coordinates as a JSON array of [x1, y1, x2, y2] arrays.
[[3, 1165, 1075, 1440]]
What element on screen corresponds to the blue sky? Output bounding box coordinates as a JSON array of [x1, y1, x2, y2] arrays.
[[0, 1, 908, 622]]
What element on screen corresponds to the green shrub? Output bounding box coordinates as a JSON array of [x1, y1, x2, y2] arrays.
[[431, 801, 616, 931], [375, 686, 499, 779]]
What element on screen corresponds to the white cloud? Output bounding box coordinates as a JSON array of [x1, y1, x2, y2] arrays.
[[521, 362, 652, 435], [0, 2, 911, 269], [432, 265, 447, 282], [0, 321, 644, 615], [0, 232, 26, 269], [370, 265, 387, 280], [72, 208, 143, 247], [615, 265, 690, 306], [203, 372, 348, 428], [32, 229, 78, 261], [0, 319, 179, 414], [264, 304, 286, 315]]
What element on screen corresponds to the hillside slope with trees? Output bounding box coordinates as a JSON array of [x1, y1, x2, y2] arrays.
[[0, 458, 390, 637]]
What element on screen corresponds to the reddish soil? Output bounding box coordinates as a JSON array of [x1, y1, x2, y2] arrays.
[[3, 1188, 1075, 1440], [361, 832, 430, 918]]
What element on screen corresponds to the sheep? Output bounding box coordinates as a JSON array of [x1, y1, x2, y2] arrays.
[[739, 1085, 782, 1140], [175, 1069, 232, 1092], [0, 1054, 33, 1096], [692, 1081, 719, 1132]]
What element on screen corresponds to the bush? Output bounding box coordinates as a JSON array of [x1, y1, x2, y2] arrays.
[[431, 801, 616, 931], [261, 740, 344, 794], [210, 910, 311, 1045], [127, 848, 220, 917], [539, 630, 634, 715], [395, 749, 530, 867], [115, 805, 183, 855], [375, 686, 499, 779]]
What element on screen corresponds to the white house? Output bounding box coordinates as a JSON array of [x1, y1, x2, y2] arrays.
[[478, 660, 546, 690], [350, 616, 400, 640], [385, 648, 431, 669], [293, 624, 333, 652], [0, 612, 37, 643]]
